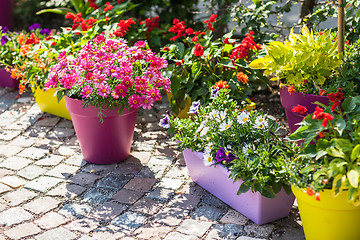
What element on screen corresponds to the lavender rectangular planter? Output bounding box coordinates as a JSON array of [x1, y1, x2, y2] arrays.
[[183, 148, 295, 225]]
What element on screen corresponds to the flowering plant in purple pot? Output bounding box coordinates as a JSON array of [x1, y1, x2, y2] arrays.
[[45, 33, 171, 120], [161, 88, 297, 198]]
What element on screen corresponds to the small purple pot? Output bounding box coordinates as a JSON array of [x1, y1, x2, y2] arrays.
[[183, 149, 295, 225], [65, 96, 138, 164], [279, 86, 329, 133], [0, 69, 19, 89], [0, 0, 13, 29]]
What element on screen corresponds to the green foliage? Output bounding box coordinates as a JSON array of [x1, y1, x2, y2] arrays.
[[249, 25, 342, 95], [163, 89, 297, 198], [287, 95, 360, 206]]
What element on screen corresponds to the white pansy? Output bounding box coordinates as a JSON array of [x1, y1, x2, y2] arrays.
[[203, 152, 213, 166], [219, 120, 233, 131], [255, 115, 268, 129], [237, 111, 249, 124]]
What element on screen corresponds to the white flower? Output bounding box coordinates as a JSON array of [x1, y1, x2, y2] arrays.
[[203, 152, 213, 166], [219, 120, 233, 131], [209, 109, 220, 119], [200, 126, 209, 136], [205, 144, 213, 154], [255, 116, 268, 129], [196, 121, 207, 133], [217, 111, 227, 122], [237, 111, 249, 124]]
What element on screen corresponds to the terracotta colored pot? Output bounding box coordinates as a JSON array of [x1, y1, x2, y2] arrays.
[[279, 86, 329, 133], [183, 148, 295, 225], [65, 96, 138, 164]]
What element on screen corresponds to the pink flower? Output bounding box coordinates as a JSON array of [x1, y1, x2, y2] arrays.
[[135, 84, 148, 94], [140, 95, 155, 110], [128, 95, 141, 108], [144, 70, 157, 83], [111, 84, 127, 99], [148, 87, 161, 101], [121, 76, 133, 88], [98, 84, 111, 98], [81, 85, 93, 98], [94, 34, 105, 44], [135, 76, 148, 86], [134, 40, 147, 48]]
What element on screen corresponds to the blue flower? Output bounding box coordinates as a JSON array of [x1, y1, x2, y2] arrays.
[[28, 23, 41, 31], [215, 147, 237, 163], [40, 28, 51, 35], [211, 87, 219, 98], [159, 116, 170, 128], [188, 101, 200, 114], [1, 35, 10, 45]]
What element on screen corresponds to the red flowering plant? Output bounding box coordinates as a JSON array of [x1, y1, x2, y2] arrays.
[[45, 33, 171, 120], [161, 14, 265, 116], [286, 88, 360, 205]]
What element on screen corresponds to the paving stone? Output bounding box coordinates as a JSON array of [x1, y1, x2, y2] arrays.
[[9, 136, 36, 148], [148, 155, 174, 166], [112, 189, 144, 204], [205, 224, 243, 240], [0, 156, 32, 170], [130, 198, 163, 215], [112, 163, 143, 176], [17, 165, 47, 180], [125, 151, 151, 165], [0, 183, 11, 194], [146, 164, 168, 178], [17, 147, 48, 160], [91, 225, 126, 239], [244, 222, 275, 238], [33, 138, 63, 150], [24, 176, 63, 192], [35, 227, 77, 240], [47, 127, 75, 138], [4, 222, 41, 240], [2, 188, 37, 206], [0, 207, 33, 227], [23, 196, 60, 214], [35, 155, 65, 166], [35, 117, 59, 126], [47, 182, 86, 199], [59, 203, 93, 219], [111, 211, 146, 231], [236, 237, 266, 240], [0, 130, 21, 141], [7, 120, 32, 130], [34, 211, 69, 229], [0, 144, 22, 157], [64, 218, 99, 233], [191, 203, 226, 221], [68, 172, 102, 186], [133, 223, 173, 239], [90, 201, 127, 222], [177, 219, 213, 238], [82, 163, 117, 174], [124, 177, 157, 192], [271, 226, 306, 240], [140, 130, 168, 140], [65, 154, 86, 167], [0, 176, 27, 188], [220, 209, 249, 225], [82, 188, 115, 205], [45, 164, 79, 179], [163, 232, 200, 240], [132, 139, 156, 152], [176, 152, 186, 166], [168, 193, 201, 210], [202, 193, 228, 209], [165, 165, 189, 179], [145, 187, 175, 202], [157, 177, 185, 190], [55, 145, 77, 156], [154, 207, 190, 226], [96, 173, 132, 190], [0, 168, 13, 178], [57, 119, 73, 128]]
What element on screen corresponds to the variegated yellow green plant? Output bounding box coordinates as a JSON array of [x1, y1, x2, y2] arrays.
[[249, 25, 342, 95]]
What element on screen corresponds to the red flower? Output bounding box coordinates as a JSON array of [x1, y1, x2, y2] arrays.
[[319, 89, 326, 96], [312, 107, 333, 127], [162, 46, 170, 51], [88, 0, 98, 9], [224, 38, 230, 44], [65, 12, 75, 20], [214, 80, 229, 90], [229, 31, 261, 61], [207, 23, 215, 32], [113, 18, 136, 37], [192, 36, 198, 42], [292, 105, 308, 114], [306, 188, 314, 196], [185, 28, 194, 35], [193, 44, 204, 56], [315, 193, 321, 201], [318, 131, 325, 138], [288, 85, 295, 94], [209, 14, 218, 22], [104, 2, 113, 12], [169, 19, 186, 41]]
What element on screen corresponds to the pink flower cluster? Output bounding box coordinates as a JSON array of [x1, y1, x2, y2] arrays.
[[46, 35, 170, 110]]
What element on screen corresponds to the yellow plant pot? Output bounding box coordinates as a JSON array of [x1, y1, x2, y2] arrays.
[[166, 92, 192, 119], [33, 87, 71, 120], [292, 185, 360, 240]]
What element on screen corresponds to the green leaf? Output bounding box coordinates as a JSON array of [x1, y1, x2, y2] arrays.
[[237, 183, 250, 195], [333, 118, 346, 135], [272, 182, 282, 194], [326, 147, 345, 158], [191, 62, 202, 80], [352, 145, 360, 161], [348, 170, 359, 188], [173, 42, 185, 59], [342, 97, 356, 113], [36, 8, 74, 15], [261, 186, 276, 198]]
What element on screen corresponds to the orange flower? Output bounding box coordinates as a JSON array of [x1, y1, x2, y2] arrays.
[[288, 85, 295, 94], [237, 71, 248, 84], [315, 192, 321, 201], [214, 80, 229, 90], [318, 131, 325, 138], [306, 188, 314, 196], [319, 89, 326, 96], [16, 32, 25, 44], [18, 84, 26, 94]]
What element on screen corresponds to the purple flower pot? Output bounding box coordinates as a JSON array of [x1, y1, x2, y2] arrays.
[[0, 0, 13, 29], [279, 86, 329, 133], [0, 69, 19, 89], [183, 148, 295, 225], [65, 96, 138, 164]]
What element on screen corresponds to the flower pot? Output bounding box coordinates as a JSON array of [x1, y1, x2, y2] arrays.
[[65, 96, 138, 164], [0, 0, 13, 29], [292, 186, 360, 240], [33, 87, 71, 120], [0, 69, 18, 89], [279, 86, 329, 133], [166, 92, 192, 119], [183, 148, 295, 225]]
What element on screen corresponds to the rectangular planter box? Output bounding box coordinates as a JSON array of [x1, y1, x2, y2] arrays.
[[0, 69, 19, 89], [183, 148, 295, 225]]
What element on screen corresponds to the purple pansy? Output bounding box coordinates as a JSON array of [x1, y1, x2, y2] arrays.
[[215, 147, 237, 163], [40, 28, 51, 35], [159, 116, 170, 128], [188, 101, 201, 114], [28, 23, 41, 31], [1, 35, 10, 45], [1, 26, 8, 33]]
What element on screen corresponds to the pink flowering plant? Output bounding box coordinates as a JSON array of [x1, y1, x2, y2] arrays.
[[45, 33, 171, 119]]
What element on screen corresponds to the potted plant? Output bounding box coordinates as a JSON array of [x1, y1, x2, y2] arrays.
[[287, 89, 360, 240], [160, 88, 297, 225], [161, 14, 264, 118], [249, 25, 342, 133], [46, 33, 170, 164]]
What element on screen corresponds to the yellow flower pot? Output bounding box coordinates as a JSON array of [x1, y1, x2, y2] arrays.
[[292, 185, 360, 240], [33, 87, 71, 120], [166, 92, 192, 119]]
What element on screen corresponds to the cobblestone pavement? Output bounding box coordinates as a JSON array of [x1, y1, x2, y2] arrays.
[[0, 87, 305, 240]]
